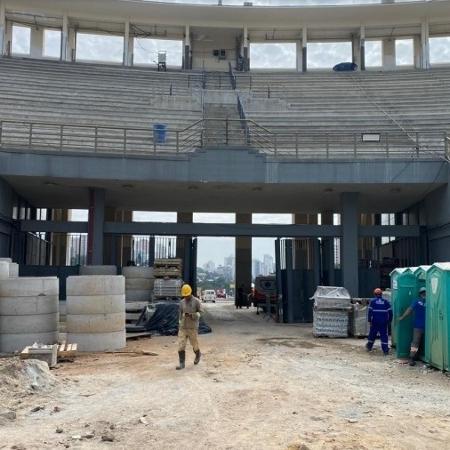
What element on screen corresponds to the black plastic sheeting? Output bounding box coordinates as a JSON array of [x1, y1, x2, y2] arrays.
[[333, 62, 358, 72], [136, 301, 212, 336]]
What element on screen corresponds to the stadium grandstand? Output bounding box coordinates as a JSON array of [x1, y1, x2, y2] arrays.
[[0, 0, 450, 302]]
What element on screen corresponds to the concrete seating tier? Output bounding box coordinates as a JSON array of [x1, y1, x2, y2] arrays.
[[237, 69, 450, 157], [0, 57, 204, 154]]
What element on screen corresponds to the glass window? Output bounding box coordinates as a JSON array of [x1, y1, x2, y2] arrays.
[[307, 41, 352, 69], [76, 32, 124, 63], [395, 38, 414, 66], [11, 25, 31, 55], [430, 36, 450, 65], [250, 43, 297, 69], [365, 40, 382, 67], [133, 38, 182, 67], [43, 29, 61, 58]]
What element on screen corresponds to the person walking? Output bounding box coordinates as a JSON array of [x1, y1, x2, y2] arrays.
[[398, 287, 426, 366], [366, 288, 393, 356], [176, 284, 203, 370]]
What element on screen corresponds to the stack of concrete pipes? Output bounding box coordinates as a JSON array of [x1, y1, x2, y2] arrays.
[[66, 275, 126, 351], [122, 267, 154, 303], [0, 259, 59, 353]]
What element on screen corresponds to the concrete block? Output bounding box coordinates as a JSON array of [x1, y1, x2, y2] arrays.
[[0, 262, 10, 279], [0, 295, 59, 315], [0, 277, 59, 297], [67, 312, 125, 333], [122, 267, 154, 279], [67, 276, 125, 296], [0, 258, 12, 263], [0, 313, 59, 333], [67, 294, 125, 315], [8, 263, 19, 278], [67, 330, 126, 352], [125, 278, 154, 290], [0, 331, 59, 353], [125, 290, 152, 302], [80, 265, 117, 276]]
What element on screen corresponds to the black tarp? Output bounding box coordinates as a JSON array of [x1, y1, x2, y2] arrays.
[[333, 62, 358, 72], [135, 302, 212, 336]]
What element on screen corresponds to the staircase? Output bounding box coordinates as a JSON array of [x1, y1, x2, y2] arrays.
[[204, 71, 232, 90], [203, 102, 247, 147]]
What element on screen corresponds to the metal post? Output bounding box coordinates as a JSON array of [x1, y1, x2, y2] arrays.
[[60, 125, 64, 151], [353, 133, 357, 157], [170, 83, 173, 96], [123, 129, 127, 153], [444, 132, 449, 158], [326, 133, 329, 158], [225, 117, 229, 145], [385, 132, 389, 157], [176, 131, 179, 153], [29, 123, 33, 146], [295, 133, 299, 158], [94, 127, 98, 152], [268, 86, 271, 99], [285, 239, 294, 324], [274, 238, 282, 323], [416, 132, 420, 157]]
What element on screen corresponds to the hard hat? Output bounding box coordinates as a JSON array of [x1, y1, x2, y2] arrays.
[[419, 287, 426, 294], [181, 284, 192, 297], [374, 288, 382, 296]]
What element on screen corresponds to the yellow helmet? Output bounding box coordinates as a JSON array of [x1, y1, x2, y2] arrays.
[[181, 284, 192, 297]]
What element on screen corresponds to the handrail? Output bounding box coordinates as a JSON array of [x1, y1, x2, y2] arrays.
[[0, 118, 448, 160]]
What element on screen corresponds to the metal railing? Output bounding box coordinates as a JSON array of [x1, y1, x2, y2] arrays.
[[0, 119, 448, 160]]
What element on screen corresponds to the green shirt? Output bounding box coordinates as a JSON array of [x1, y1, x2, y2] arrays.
[[178, 296, 202, 330]]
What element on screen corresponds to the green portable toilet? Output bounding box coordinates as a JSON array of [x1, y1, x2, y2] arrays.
[[394, 270, 419, 359], [414, 266, 431, 289], [425, 263, 450, 371], [390, 268, 407, 348]]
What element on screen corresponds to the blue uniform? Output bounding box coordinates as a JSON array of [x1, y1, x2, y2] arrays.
[[367, 296, 392, 354], [411, 299, 426, 330]]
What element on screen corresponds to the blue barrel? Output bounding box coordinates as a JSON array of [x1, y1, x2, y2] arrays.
[[153, 124, 167, 144]]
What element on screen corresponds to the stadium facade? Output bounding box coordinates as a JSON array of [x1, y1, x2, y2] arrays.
[[0, 0, 450, 305]]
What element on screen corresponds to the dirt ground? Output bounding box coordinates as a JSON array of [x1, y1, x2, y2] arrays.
[[1, 302, 450, 450]]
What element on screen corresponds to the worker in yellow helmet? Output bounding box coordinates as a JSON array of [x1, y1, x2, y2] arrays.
[[176, 283, 203, 370]]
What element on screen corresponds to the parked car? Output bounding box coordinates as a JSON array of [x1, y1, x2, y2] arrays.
[[216, 289, 227, 299], [202, 289, 216, 303]]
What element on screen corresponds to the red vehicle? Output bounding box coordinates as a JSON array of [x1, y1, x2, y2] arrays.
[[251, 276, 277, 307], [216, 289, 227, 299]]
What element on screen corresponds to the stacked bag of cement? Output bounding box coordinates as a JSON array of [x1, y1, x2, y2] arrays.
[[66, 275, 125, 351], [122, 266, 154, 303], [0, 259, 59, 353], [312, 286, 352, 338]]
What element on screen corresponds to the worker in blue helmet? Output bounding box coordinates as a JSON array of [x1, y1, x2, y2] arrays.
[[366, 288, 393, 356], [398, 287, 426, 366]]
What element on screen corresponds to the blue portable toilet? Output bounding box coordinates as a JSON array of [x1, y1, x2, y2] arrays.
[[153, 124, 167, 144]]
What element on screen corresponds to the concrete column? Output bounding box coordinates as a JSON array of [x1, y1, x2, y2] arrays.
[[296, 40, 302, 72], [301, 27, 307, 72], [87, 188, 105, 265], [51, 209, 68, 266], [67, 26, 76, 62], [340, 192, 359, 297], [61, 15, 69, 61], [235, 213, 252, 297], [413, 35, 422, 69], [352, 33, 361, 69], [242, 25, 249, 72], [176, 212, 193, 259], [420, 20, 430, 69], [360, 26, 366, 71], [382, 38, 396, 70], [123, 20, 130, 66], [321, 212, 335, 286], [0, 3, 5, 56], [183, 24, 191, 70], [30, 27, 43, 58]]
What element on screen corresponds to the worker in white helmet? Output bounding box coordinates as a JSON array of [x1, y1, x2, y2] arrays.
[[176, 284, 203, 370]]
